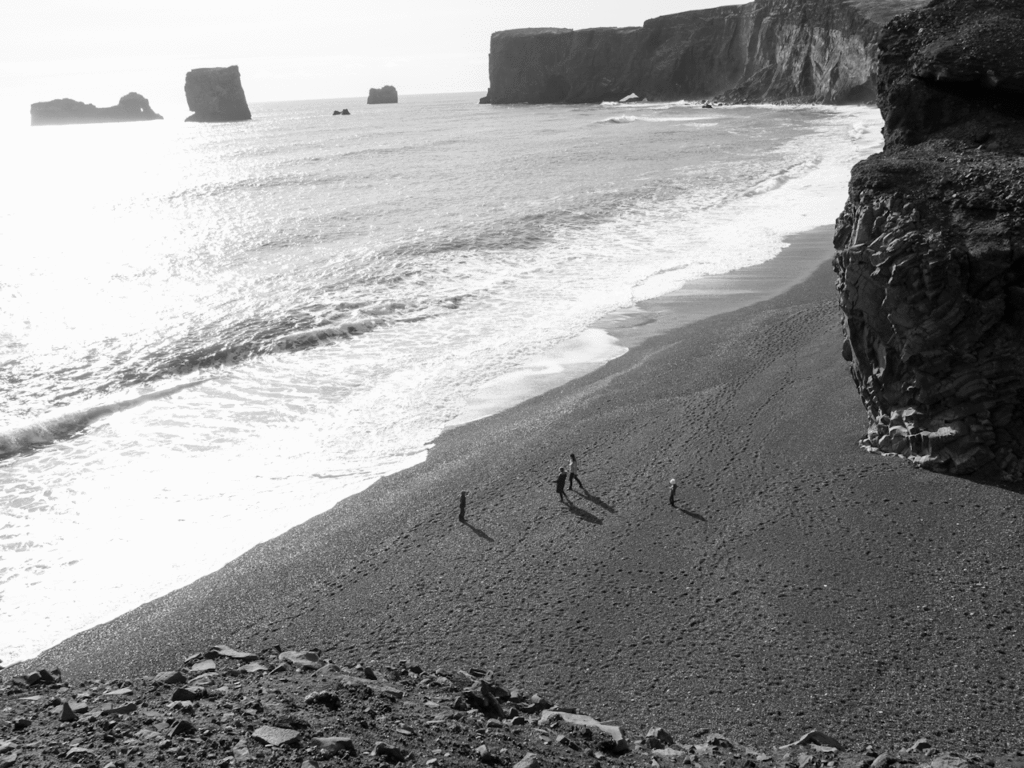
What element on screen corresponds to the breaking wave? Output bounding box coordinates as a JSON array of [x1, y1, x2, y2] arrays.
[[0, 381, 204, 460]]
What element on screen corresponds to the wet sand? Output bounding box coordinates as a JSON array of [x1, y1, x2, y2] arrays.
[[13, 227, 1024, 751]]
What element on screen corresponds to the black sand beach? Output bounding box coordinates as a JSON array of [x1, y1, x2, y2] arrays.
[[10, 227, 1024, 752]]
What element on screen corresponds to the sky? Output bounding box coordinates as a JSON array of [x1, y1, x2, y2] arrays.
[[2, 0, 741, 119]]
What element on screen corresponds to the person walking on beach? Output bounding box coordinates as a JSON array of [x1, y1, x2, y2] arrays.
[[555, 468, 568, 503], [669, 478, 678, 507], [459, 490, 467, 523], [568, 453, 584, 491]]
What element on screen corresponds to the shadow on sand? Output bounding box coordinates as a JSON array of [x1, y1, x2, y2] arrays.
[[672, 502, 706, 522], [576, 488, 617, 514], [460, 520, 494, 542], [564, 499, 603, 525]]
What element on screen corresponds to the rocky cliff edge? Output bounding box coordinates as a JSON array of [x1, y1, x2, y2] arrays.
[[833, 0, 1024, 479], [482, 0, 929, 105]]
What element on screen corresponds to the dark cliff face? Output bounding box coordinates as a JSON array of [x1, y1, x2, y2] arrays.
[[484, 0, 929, 105], [833, 0, 1024, 479], [368, 86, 399, 105], [184, 66, 252, 123], [30, 92, 163, 126]]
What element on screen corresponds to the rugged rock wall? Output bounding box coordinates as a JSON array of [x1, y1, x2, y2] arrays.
[[30, 93, 162, 126], [184, 66, 251, 122], [833, 0, 1024, 479], [368, 86, 398, 105], [483, 0, 928, 105]]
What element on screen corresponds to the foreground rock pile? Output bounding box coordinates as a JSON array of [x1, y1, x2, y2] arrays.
[[0, 645, 1017, 768], [833, 0, 1024, 479]]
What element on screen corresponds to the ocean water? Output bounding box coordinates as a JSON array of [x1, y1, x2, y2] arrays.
[[0, 93, 881, 665]]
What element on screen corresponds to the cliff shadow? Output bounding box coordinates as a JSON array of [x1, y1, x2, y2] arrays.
[[964, 474, 1024, 497]]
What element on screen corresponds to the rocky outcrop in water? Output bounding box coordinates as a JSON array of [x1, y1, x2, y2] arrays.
[[184, 65, 251, 122], [482, 0, 929, 105], [368, 85, 398, 104], [30, 93, 162, 126], [833, 0, 1024, 479]]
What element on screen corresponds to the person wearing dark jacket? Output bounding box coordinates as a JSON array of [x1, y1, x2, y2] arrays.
[[555, 468, 568, 503]]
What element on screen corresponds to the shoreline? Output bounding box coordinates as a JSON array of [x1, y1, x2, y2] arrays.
[[0, 225, 836, 666], [451, 225, 835, 428], [8, 226, 1024, 751]]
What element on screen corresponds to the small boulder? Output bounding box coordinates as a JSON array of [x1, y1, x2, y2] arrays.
[[785, 731, 845, 751], [313, 736, 357, 756], [555, 734, 581, 751], [279, 650, 324, 670], [458, 680, 505, 719], [210, 645, 258, 661], [475, 745, 500, 765], [304, 691, 341, 710], [653, 747, 689, 760], [538, 710, 627, 752], [372, 742, 412, 763], [171, 686, 206, 702], [59, 702, 78, 722], [102, 701, 138, 716], [924, 756, 973, 768], [232, 738, 251, 761], [519, 694, 552, 714], [152, 670, 187, 686], [706, 734, 735, 749], [646, 727, 674, 749], [253, 725, 301, 747], [514, 754, 541, 768], [168, 719, 196, 737]]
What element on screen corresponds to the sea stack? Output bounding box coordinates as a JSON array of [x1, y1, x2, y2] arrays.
[[367, 85, 398, 104], [833, 0, 1024, 479], [30, 93, 163, 126], [184, 65, 252, 122]]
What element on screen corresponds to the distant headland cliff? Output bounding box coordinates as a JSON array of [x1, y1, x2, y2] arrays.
[[481, 0, 930, 105], [368, 86, 398, 104], [184, 65, 252, 122], [834, 0, 1024, 479], [30, 93, 162, 126]]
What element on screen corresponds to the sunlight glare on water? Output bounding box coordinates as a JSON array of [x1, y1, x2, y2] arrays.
[[0, 96, 882, 663]]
